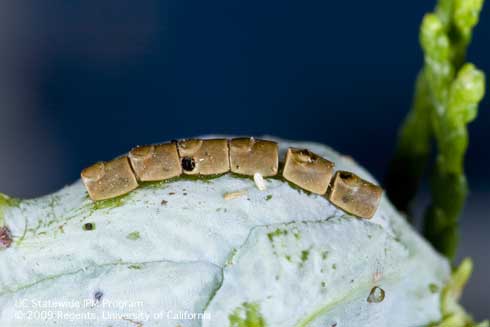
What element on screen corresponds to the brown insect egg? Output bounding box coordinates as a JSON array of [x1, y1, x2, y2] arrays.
[[229, 137, 279, 177], [177, 139, 230, 175], [128, 143, 181, 181], [81, 156, 138, 201], [282, 148, 334, 194], [327, 171, 383, 219]]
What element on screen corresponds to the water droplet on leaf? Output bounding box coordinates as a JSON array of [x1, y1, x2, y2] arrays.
[[367, 286, 385, 303]]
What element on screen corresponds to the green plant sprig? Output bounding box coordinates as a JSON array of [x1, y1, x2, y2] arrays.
[[386, 0, 485, 260]]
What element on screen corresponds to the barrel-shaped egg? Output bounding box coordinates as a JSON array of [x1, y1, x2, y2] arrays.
[[327, 171, 383, 219], [81, 156, 138, 201], [128, 143, 181, 181], [177, 139, 230, 175], [229, 137, 278, 177], [282, 148, 334, 195]]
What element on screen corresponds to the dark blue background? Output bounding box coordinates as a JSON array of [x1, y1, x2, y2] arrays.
[[0, 1, 488, 319]]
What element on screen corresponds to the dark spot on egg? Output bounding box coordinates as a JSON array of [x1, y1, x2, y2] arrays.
[[181, 157, 196, 172]]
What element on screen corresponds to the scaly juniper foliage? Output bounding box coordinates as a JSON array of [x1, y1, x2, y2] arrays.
[[386, 0, 486, 260]]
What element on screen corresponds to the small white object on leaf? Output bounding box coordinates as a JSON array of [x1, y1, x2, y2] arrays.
[[254, 172, 267, 191], [223, 190, 248, 200]]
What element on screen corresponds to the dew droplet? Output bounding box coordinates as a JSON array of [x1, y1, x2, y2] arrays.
[[367, 286, 385, 303], [83, 222, 96, 231]]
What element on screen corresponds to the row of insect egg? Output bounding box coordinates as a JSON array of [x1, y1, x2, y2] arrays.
[[81, 138, 383, 218]]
